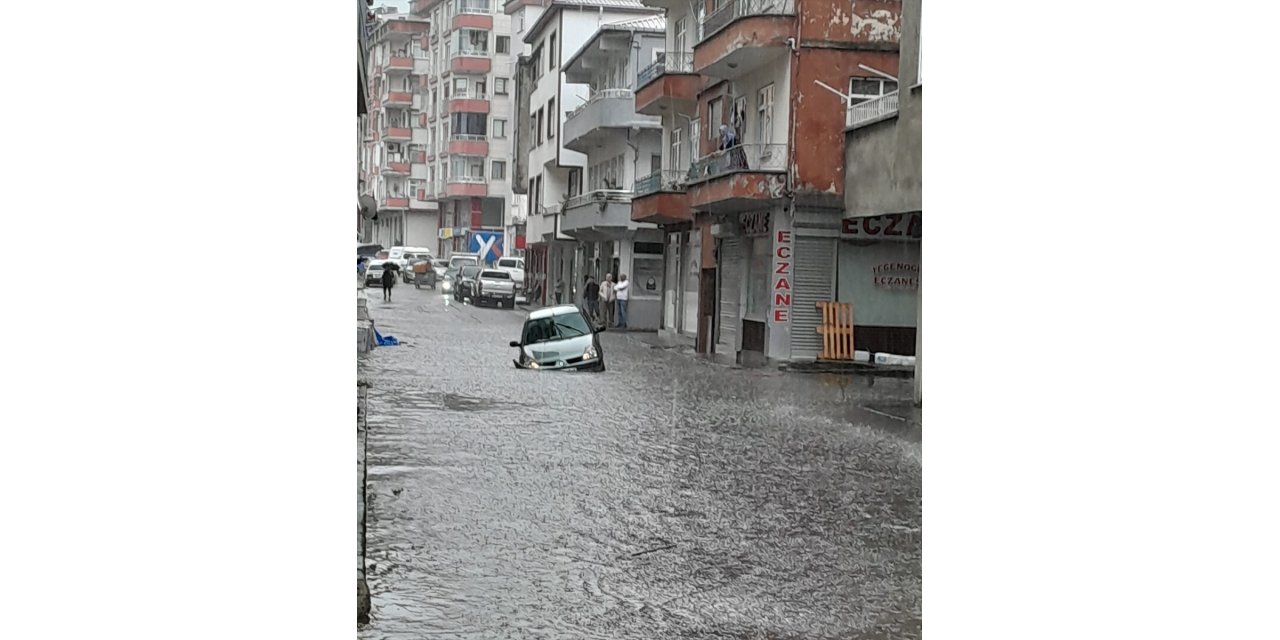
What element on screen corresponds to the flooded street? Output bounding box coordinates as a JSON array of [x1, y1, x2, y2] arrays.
[[359, 284, 921, 639]]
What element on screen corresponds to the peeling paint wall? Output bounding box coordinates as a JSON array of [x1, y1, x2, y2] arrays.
[[799, 0, 902, 45]]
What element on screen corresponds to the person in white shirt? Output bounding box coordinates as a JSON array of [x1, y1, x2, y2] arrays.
[[613, 274, 631, 329], [599, 273, 616, 328]]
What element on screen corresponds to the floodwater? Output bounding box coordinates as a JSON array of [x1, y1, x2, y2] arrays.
[[359, 285, 921, 639]]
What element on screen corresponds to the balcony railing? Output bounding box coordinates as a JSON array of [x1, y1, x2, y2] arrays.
[[846, 91, 900, 128], [448, 175, 487, 184], [635, 170, 689, 197], [700, 0, 796, 42], [687, 143, 788, 182], [450, 89, 489, 101], [565, 88, 633, 121], [449, 133, 488, 143], [565, 189, 634, 210], [457, 0, 492, 14], [637, 52, 694, 88], [451, 47, 489, 59]]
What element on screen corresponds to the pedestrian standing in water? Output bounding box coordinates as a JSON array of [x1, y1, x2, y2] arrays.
[[599, 273, 615, 328], [381, 264, 396, 301], [583, 274, 600, 325], [613, 274, 631, 329]]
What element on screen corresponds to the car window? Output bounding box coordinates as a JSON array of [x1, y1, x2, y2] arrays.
[[498, 259, 519, 268], [461, 266, 482, 278], [481, 271, 510, 279]]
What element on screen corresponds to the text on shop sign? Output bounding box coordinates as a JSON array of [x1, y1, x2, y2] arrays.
[[873, 262, 919, 290], [772, 230, 793, 323], [841, 213, 922, 240]]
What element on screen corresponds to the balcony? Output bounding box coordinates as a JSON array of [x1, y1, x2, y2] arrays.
[[449, 48, 492, 74], [383, 91, 413, 107], [694, 0, 795, 79], [563, 89, 661, 152], [632, 170, 693, 225], [382, 126, 412, 142], [846, 91, 900, 129], [382, 160, 411, 176], [686, 143, 789, 214], [635, 53, 699, 116], [381, 195, 410, 209], [452, 0, 493, 30], [561, 190, 636, 239], [386, 56, 414, 72], [447, 134, 489, 156], [444, 175, 488, 198], [447, 89, 490, 114]]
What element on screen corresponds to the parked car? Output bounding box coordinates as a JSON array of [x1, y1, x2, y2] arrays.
[[451, 266, 483, 302], [475, 269, 517, 308], [510, 305, 605, 371], [441, 265, 460, 294], [364, 259, 400, 288], [494, 257, 526, 293]]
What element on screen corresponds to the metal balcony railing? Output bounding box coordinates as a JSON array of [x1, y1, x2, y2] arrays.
[[565, 189, 634, 209], [449, 133, 488, 143], [457, 0, 492, 14], [846, 91, 900, 128], [637, 52, 694, 88], [450, 89, 489, 101], [565, 88, 633, 122], [635, 170, 688, 197], [687, 143, 788, 182], [448, 175, 487, 184], [701, 0, 796, 42], [451, 47, 489, 59]]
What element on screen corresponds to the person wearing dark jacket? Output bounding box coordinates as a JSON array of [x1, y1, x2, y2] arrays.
[[583, 275, 600, 324], [380, 264, 396, 301]]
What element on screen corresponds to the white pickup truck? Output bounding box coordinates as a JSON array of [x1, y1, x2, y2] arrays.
[[475, 269, 517, 308], [494, 257, 526, 295]]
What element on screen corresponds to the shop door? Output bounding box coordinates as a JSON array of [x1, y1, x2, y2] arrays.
[[717, 238, 745, 353], [665, 234, 680, 330]]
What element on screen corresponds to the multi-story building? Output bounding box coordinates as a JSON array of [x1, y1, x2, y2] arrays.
[[842, 0, 921, 402], [411, 0, 515, 261], [560, 16, 667, 328], [507, 0, 661, 305], [359, 1, 374, 240], [362, 10, 440, 249], [631, 0, 902, 364]]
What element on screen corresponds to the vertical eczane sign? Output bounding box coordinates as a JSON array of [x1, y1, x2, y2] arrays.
[[771, 229, 792, 324]]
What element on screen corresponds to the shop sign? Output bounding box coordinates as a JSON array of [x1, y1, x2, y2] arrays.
[[740, 211, 770, 237], [771, 230, 793, 324], [841, 213, 922, 241], [873, 262, 920, 291]]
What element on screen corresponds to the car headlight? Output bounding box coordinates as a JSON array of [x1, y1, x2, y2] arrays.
[[583, 345, 598, 360], [527, 360, 540, 369], [442, 281, 452, 291]]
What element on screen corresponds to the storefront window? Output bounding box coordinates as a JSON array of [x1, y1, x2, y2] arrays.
[[745, 236, 771, 320]]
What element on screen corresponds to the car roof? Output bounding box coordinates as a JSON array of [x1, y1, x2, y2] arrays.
[[526, 305, 582, 320]]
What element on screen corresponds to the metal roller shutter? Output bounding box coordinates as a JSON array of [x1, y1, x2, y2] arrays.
[[790, 235, 837, 360], [718, 238, 745, 353]]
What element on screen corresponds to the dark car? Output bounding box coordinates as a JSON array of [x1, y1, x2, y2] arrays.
[[451, 265, 483, 302], [510, 305, 605, 371]]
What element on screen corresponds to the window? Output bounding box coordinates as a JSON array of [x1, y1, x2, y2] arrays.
[[547, 98, 556, 139], [757, 83, 774, 144], [451, 112, 487, 136], [707, 98, 723, 141], [493, 118, 507, 138], [535, 108, 544, 146], [569, 168, 582, 197], [496, 35, 510, 54], [453, 77, 468, 94], [675, 17, 687, 53], [670, 127, 684, 171], [495, 78, 508, 95], [492, 160, 507, 180], [475, 79, 486, 97], [848, 77, 898, 104], [549, 33, 557, 69], [532, 46, 544, 82]]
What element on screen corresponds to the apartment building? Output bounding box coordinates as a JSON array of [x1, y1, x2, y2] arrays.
[[411, 0, 515, 261], [507, 0, 661, 305], [359, 1, 373, 240], [842, 0, 921, 401], [361, 11, 440, 248], [631, 0, 902, 363]]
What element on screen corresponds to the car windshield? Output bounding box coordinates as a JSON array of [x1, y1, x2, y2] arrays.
[[522, 311, 591, 344], [460, 266, 482, 278]]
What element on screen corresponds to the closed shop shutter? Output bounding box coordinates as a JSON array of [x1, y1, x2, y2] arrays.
[[718, 237, 745, 352], [790, 235, 837, 360]]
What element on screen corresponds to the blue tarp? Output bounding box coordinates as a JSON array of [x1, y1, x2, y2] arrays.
[[374, 328, 399, 346]]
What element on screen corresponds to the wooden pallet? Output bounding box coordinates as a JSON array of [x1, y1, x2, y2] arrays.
[[816, 301, 855, 361]]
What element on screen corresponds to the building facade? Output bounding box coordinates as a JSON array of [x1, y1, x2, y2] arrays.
[[632, 0, 902, 363], [409, 0, 515, 261], [507, 0, 660, 306], [560, 16, 667, 329], [362, 10, 441, 249]]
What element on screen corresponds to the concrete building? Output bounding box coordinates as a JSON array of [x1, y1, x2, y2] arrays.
[[410, 0, 517, 261], [361, 10, 441, 249], [359, 1, 374, 241], [505, 0, 661, 305], [842, 0, 921, 402], [559, 16, 667, 329], [631, 0, 902, 364]]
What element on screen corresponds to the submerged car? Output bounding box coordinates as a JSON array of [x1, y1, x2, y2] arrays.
[[451, 266, 483, 302], [511, 305, 605, 371]]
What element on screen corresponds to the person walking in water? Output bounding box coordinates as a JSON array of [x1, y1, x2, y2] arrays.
[[599, 273, 615, 328], [380, 263, 396, 301], [613, 274, 631, 329]]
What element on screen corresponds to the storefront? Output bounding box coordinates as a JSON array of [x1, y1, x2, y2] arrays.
[[712, 209, 787, 363], [835, 212, 921, 355], [662, 227, 702, 338]]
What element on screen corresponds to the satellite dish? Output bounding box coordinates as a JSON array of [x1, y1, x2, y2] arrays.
[[359, 194, 378, 221]]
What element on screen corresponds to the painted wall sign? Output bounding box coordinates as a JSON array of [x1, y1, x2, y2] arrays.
[[841, 213, 922, 241], [872, 262, 920, 290], [771, 229, 793, 324], [469, 231, 504, 263], [740, 211, 771, 237]]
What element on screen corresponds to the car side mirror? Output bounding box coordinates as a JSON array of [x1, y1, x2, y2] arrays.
[[509, 341, 521, 348]]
